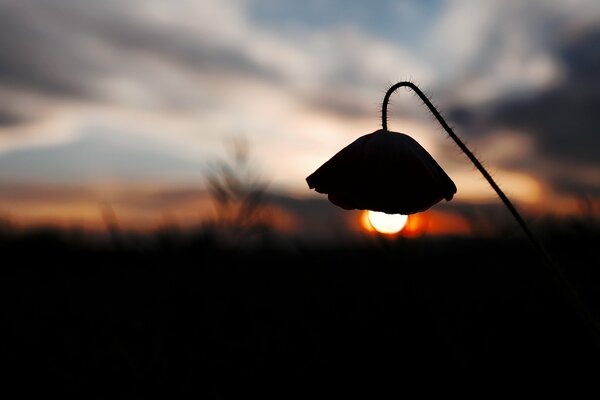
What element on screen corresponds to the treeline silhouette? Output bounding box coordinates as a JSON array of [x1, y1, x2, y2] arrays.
[[1, 218, 599, 397]]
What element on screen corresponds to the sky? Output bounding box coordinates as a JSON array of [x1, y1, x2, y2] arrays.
[[0, 0, 599, 237]]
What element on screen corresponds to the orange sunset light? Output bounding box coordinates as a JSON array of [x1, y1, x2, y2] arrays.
[[360, 209, 471, 237]]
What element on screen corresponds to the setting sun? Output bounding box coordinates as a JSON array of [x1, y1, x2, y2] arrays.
[[364, 210, 408, 234]]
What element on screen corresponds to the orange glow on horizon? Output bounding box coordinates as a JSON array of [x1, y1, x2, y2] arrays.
[[360, 209, 471, 238]]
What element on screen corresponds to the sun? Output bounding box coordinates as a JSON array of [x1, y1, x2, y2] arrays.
[[363, 210, 408, 234]]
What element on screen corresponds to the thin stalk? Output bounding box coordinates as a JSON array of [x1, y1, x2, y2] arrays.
[[382, 81, 600, 346]]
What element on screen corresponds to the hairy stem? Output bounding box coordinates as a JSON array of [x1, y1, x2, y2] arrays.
[[383, 81, 600, 345]]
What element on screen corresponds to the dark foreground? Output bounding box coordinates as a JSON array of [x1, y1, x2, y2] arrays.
[[1, 225, 599, 397]]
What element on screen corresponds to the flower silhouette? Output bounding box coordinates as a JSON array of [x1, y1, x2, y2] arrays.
[[306, 129, 456, 214], [305, 80, 600, 346]]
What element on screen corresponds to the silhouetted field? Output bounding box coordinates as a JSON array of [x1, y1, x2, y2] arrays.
[[1, 221, 599, 397]]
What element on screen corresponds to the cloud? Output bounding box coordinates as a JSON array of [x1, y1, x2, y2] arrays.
[[1, 0, 599, 213], [0, 1, 411, 150], [0, 1, 100, 98], [0, 126, 205, 184], [494, 28, 600, 164], [0, 0, 436, 202], [0, 0, 434, 120], [0, 109, 23, 127], [448, 26, 600, 197], [427, 0, 600, 106], [0, 2, 222, 103], [0, 179, 357, 241]]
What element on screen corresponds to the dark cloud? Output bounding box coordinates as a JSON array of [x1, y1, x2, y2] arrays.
[[124, 188, 206, 211], [266, 192, 361, 242], [490, 29, 600, 166], [552, 175, 600, 197], [0, 1, 282, 110], [449, 27, 600, 196], [0, 182, 94, 203], [0, 1, 397, 126], [0, 109, 24, 127], [0, 2, 99, 97], [305, 91, 374, 120], [0, 179, 356, 242], [0, 180, 210, 215], [56, 4, 279, 84]]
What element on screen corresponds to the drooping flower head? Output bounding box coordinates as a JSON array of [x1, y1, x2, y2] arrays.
[[305, 82, 600, 345], [306, 129, 456, 214]]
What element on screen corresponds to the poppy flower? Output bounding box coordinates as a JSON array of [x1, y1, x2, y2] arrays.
[[306, 129, 456, 215], [304, 81, 599, 344]]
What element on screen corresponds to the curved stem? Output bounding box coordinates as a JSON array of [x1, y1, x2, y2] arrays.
[[383, 81, 600, 345]]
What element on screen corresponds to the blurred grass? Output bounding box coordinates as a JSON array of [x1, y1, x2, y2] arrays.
[[0, 217, 599, 397]]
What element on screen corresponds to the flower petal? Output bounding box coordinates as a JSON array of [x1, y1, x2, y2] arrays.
[[306, 129, 456, 214]]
